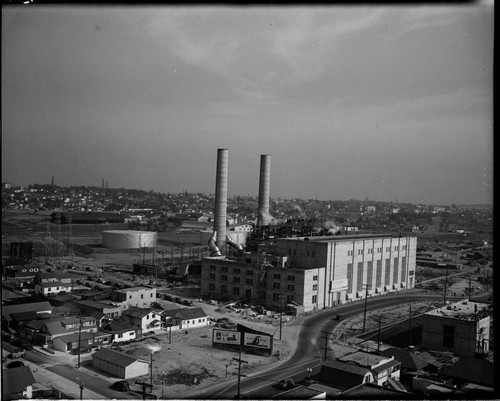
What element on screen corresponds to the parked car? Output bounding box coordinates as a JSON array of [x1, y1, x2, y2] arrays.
[[6, 360, 25, 369], [70, 346, 92, 355], [111, 380, 130, 392], [181, 299, 193, 306]]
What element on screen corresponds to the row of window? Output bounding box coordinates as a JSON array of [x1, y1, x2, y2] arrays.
[[208, 269, 297, 282], [348, 257, 409, 293], [347, 245, 407, 256]]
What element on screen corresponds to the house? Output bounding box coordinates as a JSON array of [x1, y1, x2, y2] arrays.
[[92, 348, 149, 379], [112, 286, 157, 309], [338, 350, 402, 386], [34, 272, 73, 295], [161, 307, 209, 330], [74, 300, 122, 320], [102, 321, 139, 343], [1, 366, 36, 400], [318, 360, 374, 391], [439, 356, 494, 389], [52, 330, 113, 352], [122, 307, 163, 334], [34, 316, 98, 348], [2, 301, 53, 333], [4, 263, 41, 281]]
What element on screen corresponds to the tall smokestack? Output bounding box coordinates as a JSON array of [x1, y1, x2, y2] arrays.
[[257, 155, 271, 227], [214, 149, 229, 252]]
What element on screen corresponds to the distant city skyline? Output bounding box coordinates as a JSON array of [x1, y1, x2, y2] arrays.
[[2, 4, 493, 205]]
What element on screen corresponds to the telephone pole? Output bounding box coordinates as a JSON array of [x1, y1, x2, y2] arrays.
[[362, 284, 371, 333], [233, 348, 248, 399]]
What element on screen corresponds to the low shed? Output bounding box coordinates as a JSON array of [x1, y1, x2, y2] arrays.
[[92, 347, 149, 379]]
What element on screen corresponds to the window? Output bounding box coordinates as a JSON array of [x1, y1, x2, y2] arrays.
[[221, 284, 227, 293], [348, 250, 353, 256], [384, 259, 391, 286], [274, 273, 281, 279], [376, 260, 382, 287], [233, 287, 240, 295], [312, 295, 317, 304], [118, 333, 123, 338], [312, 284, 318, 291], [386, 247, 390, 252], [366, 261, 373, 287], [313, 275, 318, 281], [141, 294, 144, 299], [233, 277, 240, 283], [129, 295, 132, 299], [272, 293, 280, 301], [367, 249, 372, 254], [287, 275, 295, 281], [245, 258, 252, 264], [393, 258, 399, 283], [273, 282, 281, 289], [209, 283, 215, 291], [401, 256, 407, 281], [234, 269, 240, 274], [221, 275, 227, 281], [357, 249, 363, 255], [246, 278, 253, 285], [209, 265, 216, 271], [209, 273, 216, 280], [443, 325, 454, 348], [356, 262, 364, 292], [287, 284, 294, 291], [221, 266, 228, 272], [246, 270, 253, 276], [347, 263, 353, 293], [150, 293, 153, 297]]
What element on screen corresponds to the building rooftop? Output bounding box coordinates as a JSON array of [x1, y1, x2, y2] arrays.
[[339, 351, 392, 369], [277, 233, 400, 243], [424, 299, 491, 321], [113, 286, 154, 293], [92, 347, 147, 368]]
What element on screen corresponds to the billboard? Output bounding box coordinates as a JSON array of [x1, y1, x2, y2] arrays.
[[243, 333, 272, 349], [213, 329, 241, 345]]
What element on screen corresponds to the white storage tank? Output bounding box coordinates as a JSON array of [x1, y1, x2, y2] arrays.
[[102, 230, 157, 249]]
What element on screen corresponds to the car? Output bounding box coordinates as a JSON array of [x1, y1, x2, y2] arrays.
[[70, 346, 92, 355], [272, 378, 295, 391], [111, 380, 130, 392], [181, 299, 193, 306], [6, 361, 25, 369]]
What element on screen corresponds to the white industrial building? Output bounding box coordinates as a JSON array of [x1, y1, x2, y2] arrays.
[[201, 234, 417, 314]]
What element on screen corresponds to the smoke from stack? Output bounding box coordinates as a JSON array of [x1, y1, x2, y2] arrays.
[[257, 155, 271, 227], [214, 149, 229, 252]]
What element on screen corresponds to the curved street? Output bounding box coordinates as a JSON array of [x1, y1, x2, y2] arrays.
[[187, 292, 459, 399]]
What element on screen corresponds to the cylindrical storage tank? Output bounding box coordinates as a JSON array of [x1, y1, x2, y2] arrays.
[[102, 230, 157, 249], [214, 149, 229, 252], [257, 154, 271, 227]]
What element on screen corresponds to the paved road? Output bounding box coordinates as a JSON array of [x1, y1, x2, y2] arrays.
[[188, 292, 459, 399]]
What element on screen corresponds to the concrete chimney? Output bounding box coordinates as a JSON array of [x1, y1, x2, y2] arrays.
[[214, 149, 229, 252], [257, 155, 271, 226]]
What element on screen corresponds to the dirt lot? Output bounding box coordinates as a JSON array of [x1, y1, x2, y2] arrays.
[[105, 300, 301, 399]]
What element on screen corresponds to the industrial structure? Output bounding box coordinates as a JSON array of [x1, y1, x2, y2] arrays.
[[201, 233, 416, 314], [421, 299, 492, 358], [102, 230, 157, 249], [202, 149, 417, 314]]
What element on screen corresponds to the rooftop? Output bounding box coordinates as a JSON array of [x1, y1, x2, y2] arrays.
[[424, 299, 491, 321], [339, 351, 393, 369]]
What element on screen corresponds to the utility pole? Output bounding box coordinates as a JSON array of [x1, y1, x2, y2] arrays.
[[362, 284, 371, 333], [233, 348, 248, 399], [76, 317, 82, 368], [443, 264, 449, 306], [408, 304, 412, 346], [321, 331, 331, 361], [150, 352, 154, 390], [377, 315, 383, 351]]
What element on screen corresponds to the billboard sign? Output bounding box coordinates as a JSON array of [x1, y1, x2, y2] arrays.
[[243, 333, 272, 349], [213, 329, 241, 345]]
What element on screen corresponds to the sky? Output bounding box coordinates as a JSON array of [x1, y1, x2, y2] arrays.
[[2, 4, 494, 205]]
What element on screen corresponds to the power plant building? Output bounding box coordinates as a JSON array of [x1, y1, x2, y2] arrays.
[[201, 233, 417, 314]]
